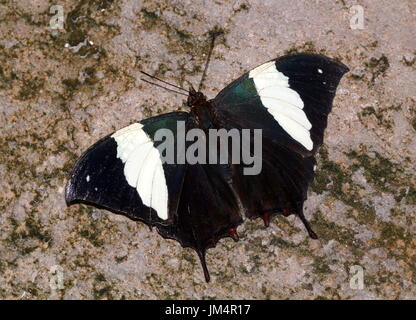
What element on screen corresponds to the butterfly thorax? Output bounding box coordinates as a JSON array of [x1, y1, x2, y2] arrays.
[[188, 88, 217, 130], [187, 87, 207, 107]]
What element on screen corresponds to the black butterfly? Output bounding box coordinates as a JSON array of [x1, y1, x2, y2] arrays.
[[65, 53, 349, 282]]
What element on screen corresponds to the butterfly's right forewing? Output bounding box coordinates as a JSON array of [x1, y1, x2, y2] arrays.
[[212, 54, 348, 227]]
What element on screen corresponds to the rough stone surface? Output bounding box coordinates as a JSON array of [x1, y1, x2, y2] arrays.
[[0, 0, 415, 299]]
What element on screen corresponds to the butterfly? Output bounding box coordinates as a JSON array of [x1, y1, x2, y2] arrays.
[[65, 53, 349, 282]]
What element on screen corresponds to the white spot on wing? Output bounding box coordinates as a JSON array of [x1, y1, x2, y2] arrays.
[[86, 175, 90, 182], [249, 61, 313, 151], [111, 123, 168, 220], [318, 68, 323, 73]]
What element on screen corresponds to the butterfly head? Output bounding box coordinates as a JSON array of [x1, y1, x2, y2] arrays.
[[187, 85, 207, 107]]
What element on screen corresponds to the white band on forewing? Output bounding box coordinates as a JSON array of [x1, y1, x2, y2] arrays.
[[112, 123, 169, 220], [249, 61, 313, 151]]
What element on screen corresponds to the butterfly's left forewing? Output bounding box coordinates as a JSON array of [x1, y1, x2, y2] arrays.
[[65, 112, 189, 226]]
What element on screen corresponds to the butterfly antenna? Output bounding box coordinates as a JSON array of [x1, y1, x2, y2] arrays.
[[140, 78, 188, 96], [198, 32, 218, 91], [140, 71, 188, 92]]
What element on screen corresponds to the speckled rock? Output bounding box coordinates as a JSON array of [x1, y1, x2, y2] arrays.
[[0, 0, 415, 299]]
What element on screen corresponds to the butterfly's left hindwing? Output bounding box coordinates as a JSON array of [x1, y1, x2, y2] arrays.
[[157, 161, 243, 282], [65, 112, 189, 226]]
